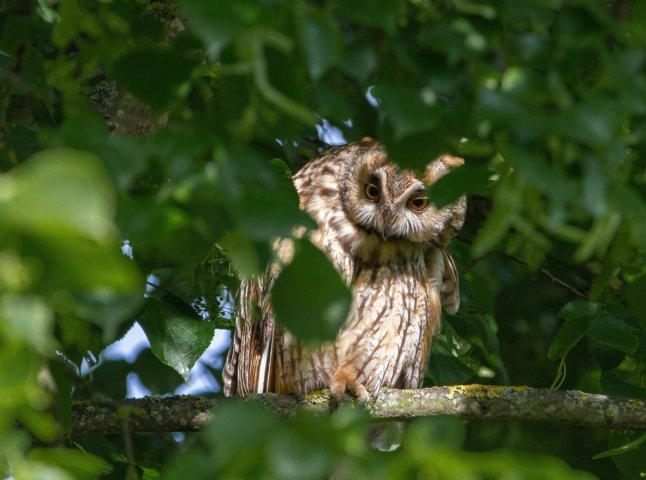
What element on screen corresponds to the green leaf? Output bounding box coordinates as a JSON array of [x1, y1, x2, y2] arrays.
[[26, 234, 145, 342], [600, 372, 646, 400], [373, 84, 441, 140], [404, 416, 466, 450], [547, 301, 603, 360], [626, 275, 646, 327], [593, 432, 646, 459], [587, 338, 625, 371], [447, 312, 499, 358], [332, 0, 400, 30], [588, 312, 639, 354], [50, 359, 74, 434], [298, 10, 341, 80], [132, 348, 185, 395], [219, 229, 263, 277], [0, 148, 145, 341], [112, 49, 196, 110], [272, 239, 351, 343], [0, 148, 117, 242], [236, 190, 316, 240], [338, 40, 376, 83], [605, 431, 646, 479], [430, 164, 490, 208], [268, 429, 330, 480], [138, 296, 216, 382], [419, 22, 462, 53], [207, 402, 280, 462], [428, 342, 474, 386], [0, 295, 53, 354], [84, 360, 130, 400], [27, 448, 112, 479], [469, 174, 522, 257], [163, 451, 215, 480], [179, 0, 272, 58]]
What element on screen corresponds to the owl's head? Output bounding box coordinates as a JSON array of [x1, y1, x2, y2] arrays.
[[340, 142, 465, 245]]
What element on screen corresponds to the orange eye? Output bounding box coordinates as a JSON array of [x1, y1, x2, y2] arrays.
[[365, 183, 380, 202], [407, 196, 428, 212]]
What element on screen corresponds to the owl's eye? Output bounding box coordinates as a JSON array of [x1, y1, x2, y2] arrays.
[[407, 196, 428, 212], [364, 183, 381, 202]]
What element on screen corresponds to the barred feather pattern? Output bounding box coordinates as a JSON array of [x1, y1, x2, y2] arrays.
[[223, 140, 466, 400]]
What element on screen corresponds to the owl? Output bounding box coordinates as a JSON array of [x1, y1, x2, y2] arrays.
[[223, 139, 466, 403]]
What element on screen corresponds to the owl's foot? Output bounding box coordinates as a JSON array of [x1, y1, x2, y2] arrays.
[[329, 366, 370, 411]]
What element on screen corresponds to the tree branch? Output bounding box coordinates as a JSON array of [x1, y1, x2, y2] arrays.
[[70, 385, 645, 436], [458, 236, 589, 300]]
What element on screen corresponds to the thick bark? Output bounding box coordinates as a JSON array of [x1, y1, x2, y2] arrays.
[[70, 385, 645, 436]]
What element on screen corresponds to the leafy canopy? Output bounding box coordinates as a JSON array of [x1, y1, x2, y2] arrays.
[[0, 0, 644, 479]]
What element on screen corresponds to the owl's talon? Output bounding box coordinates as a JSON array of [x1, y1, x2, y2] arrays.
[[352, 383, 370, 403], [329, 367, 370, 409], [329, 381, 346, 410]]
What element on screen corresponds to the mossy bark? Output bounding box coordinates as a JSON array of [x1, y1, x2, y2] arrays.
[[69, 385, 646, 436]]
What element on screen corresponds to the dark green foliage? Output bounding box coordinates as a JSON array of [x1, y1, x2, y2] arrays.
[[273, 238, 351, 343], [0, 0, 645, 478], [139, 295, 216, 382]]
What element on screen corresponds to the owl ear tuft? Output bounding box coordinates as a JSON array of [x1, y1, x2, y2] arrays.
[[361, 136, 378, 144], [424, 155, 464, 186]]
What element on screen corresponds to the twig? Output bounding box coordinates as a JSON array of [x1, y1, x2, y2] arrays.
[[121, 417, 137, 480], [458, 237, 589, 300], [69, 386, 646, 436], [507, 254, 589, 300]]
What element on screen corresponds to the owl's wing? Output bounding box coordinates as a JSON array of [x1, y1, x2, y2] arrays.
[[223, 277, 276, 396], [440, 249, 460, 315], [223, 238, 297, 396]]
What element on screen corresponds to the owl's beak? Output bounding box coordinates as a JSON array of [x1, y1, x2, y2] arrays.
[[381, 226, 395, 241], [381, 210, 397, 241]]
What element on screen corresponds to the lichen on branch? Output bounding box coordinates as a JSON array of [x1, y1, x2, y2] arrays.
[[69, 385, 646, 436]]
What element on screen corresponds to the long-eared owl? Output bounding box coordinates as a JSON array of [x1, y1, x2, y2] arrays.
[[223, 139, 466, 402]]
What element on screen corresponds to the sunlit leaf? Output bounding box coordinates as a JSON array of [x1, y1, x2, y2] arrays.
[[139, 296, 215, 382], [27, 448, 112, 479], [26, 234, 144, 341], [0, 295, 52, 354], [0, 148, 117, 241]]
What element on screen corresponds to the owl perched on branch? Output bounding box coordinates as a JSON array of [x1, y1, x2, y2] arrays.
[[223, 139, 466, 403]]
